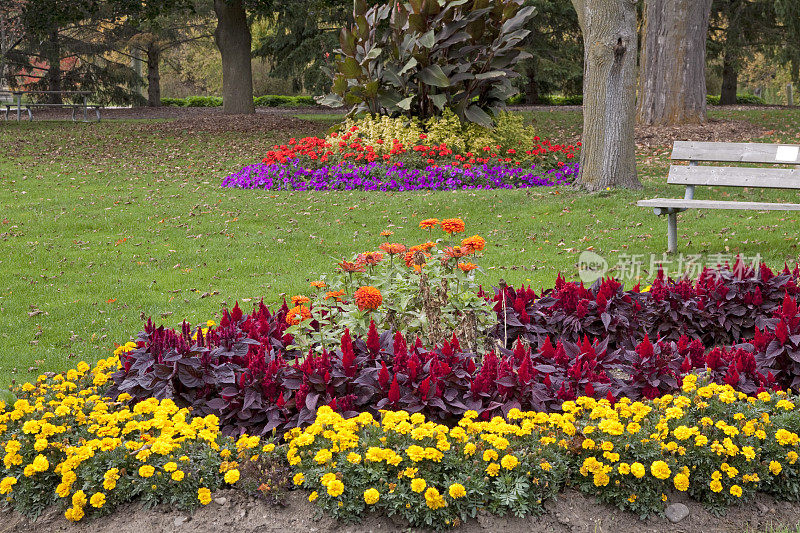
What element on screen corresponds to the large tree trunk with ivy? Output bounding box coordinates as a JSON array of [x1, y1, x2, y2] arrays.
[[637, 0, 712, 125], [146, 42, 161, 107], [213, 0, 254, 115], [571, 0, 640, 191]]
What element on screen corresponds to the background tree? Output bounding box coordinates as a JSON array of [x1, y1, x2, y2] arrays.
[[707, 0, 781, 105], [637, 0, 713, 125], [0, 1, 25, 88], [125, 9, 213, 106], [774, 0, 800, 87], [517, 0, 583, 104], [570, 0, 640, 190], [7, 0, 143, 104], [253, 0, 351, 94]]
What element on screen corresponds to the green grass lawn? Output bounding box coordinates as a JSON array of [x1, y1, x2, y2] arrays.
[[1, 108, 800, 391]]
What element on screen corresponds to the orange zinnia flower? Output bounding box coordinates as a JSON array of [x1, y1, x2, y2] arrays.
[[337, 259, 365, 273], [379, 242, 407, 255], [461, 235, 486, 252], [354, 286, 383, 311], [419, 218, 439, 229], [291, 295, 310, 306], [286, 305, 312, 325], [440, 218, 465, 234], [356, 251, 384, 266], [444, 246, 466, 259], [458, 262, 478, 272], [325, 290, 346, 302], [380, 230, 394, 237], [310, 281, 327, 289]]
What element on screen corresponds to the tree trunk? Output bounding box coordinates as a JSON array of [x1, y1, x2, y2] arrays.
[[637, 0, 712, 125], [524, 62, 540, 104], [571, 0, 641, 191], [46, 29, 62, 104], [213, 0, 254, 115], [147, 43, 161, 107], [720, 48, 739, 105]]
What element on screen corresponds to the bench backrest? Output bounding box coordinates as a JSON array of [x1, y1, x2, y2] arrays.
[[667, 141, 800, 190]]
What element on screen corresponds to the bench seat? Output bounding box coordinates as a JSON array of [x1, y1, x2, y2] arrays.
[[638, 198, 800, 211]]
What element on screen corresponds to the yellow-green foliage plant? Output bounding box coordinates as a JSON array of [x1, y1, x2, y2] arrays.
[[329, 109, 534, 158]]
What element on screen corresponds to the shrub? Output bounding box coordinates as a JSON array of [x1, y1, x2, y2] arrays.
[[185, 95, 223, 107], [319, 0, 535, 126], [159, 95, 318, 108], [707, 94, 767, 105]]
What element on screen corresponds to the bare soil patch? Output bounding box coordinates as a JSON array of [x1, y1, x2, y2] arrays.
[[635, 118, 766, 147], [3, 489, 799, 533]]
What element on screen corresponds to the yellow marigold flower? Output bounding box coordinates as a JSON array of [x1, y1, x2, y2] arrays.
[[0, 476, 17, 495], [540, 461, 552, 472], [770, 461, 782, 475], [673, 473, 690, 491], [314, 448, 333, 464], [293, 473, 305, 486], [347, 452, 362, 464], [424, 487, 446, 510], [363, 488, 380, 505], [32, 454, 49, 473], [72, 490, 88, 508], [650, 460, 671, 480], [163, 462, 178, 473], [631, 462, 645, 479], [89, 492, 106, 508], [171, 470, 185, 482], [730, 484, 743, 497], [320, 472, 337, 487], [710, 479, 723, 493], [463, 442, 476, 456], [138, 465, 155, 478], [486, 462, 500, 476], [224, 469, 240, 484], [327, 479, 344, 497], [198, 487, 212, 505], [410, 478, 427, 493], [483, 449, 499, 462], [501, 454, 519, 470], [65, 505, 85, 522], [308, 491, 318, 502], [449, 483, 466, 499]]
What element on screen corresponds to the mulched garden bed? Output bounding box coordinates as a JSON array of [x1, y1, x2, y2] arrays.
[[3, 488, 798, 533]]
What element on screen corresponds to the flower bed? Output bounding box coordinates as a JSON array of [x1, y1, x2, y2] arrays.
[[221, 113, 580, 192], [221, 161, 577, 192], [0, 353, 283, 522], [5, 357, 800, 530], [289, 379, 800, 529]]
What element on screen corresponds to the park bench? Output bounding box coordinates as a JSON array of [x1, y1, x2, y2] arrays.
[[2, 90, 101, 122], [638, 141, 800, 253]]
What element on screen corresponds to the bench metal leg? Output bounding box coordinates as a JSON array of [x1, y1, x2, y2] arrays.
[[667, 212, 678, 254]]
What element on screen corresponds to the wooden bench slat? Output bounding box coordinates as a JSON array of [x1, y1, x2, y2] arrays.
[[667, 165, 800, 189], [671, 141, 800, 164], [637, 198, 800, 211]]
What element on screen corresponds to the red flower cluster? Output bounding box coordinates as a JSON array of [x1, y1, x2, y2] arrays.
[[260, 134, 580, 170]]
